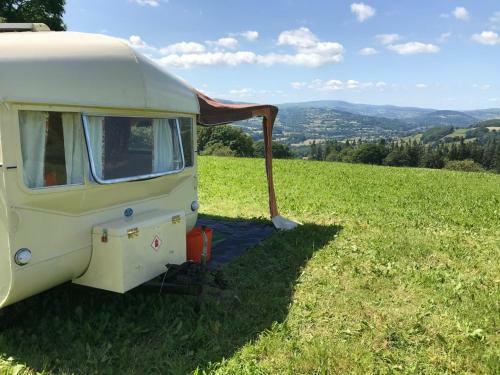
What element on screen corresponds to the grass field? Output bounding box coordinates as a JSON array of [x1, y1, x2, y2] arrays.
[[1, 156, 499, 374]]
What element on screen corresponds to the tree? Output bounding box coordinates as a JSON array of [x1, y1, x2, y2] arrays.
[[197, 125, 254, 157], [0, 0, 66, 31], [254, 141, 292, 159], [353, 144, 388, 165], [420, 149, 445, 169], [384, 148, 410, 167]]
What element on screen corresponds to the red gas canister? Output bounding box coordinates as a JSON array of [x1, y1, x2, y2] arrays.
[[186, 226, 213, 263]]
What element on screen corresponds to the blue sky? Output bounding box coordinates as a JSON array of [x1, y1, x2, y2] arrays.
[[65, 0, 500, 109]]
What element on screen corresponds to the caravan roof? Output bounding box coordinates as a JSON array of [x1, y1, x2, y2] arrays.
[[0, 32, 199, 114]]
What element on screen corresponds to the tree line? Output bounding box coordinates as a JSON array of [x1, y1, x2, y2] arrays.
[[197, 124, 499, 173], [308, 136, 499, 173]]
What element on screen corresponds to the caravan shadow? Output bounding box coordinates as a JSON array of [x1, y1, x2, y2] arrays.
[[0, 217, 341, 374]]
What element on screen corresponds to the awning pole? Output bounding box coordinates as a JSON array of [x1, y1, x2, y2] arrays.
[[262, 113, 279, 218]]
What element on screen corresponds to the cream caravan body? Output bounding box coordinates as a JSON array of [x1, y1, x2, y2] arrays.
[[0, 31, 200, 308]]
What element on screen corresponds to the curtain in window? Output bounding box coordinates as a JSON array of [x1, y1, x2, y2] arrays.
[[19, 111, 48, 188], [86, 116, 105, 178], [152, 119, 174, 173], [62, 113, 84, 184]]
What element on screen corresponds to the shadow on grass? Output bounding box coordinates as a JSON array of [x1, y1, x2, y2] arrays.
[[0, 217, 341, 374]]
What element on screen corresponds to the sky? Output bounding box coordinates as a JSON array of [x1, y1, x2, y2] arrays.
[[65, 0, 500, 110]]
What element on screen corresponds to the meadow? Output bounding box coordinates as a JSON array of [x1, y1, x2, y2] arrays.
[[0, 156, 499, 374]]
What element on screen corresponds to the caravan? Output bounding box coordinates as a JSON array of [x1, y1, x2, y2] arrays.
[[0, 25, 295, 309]]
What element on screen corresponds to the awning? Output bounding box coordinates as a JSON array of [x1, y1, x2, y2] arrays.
[[195, 90, 298, 230]]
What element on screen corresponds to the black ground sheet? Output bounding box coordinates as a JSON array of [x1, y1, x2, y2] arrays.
[[196, 216, 276, 269]]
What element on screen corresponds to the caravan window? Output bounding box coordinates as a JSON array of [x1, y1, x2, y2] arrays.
[[18, 111, 85, 189], [83, 115, 184, 183], [179, 117, 194, 167]]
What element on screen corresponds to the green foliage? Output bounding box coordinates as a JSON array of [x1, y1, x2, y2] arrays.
[[254, 140, 292, 159], [306, 137, 499, 173], [384, 148, 411, 166], [444, 159, 485, 172], [202, 143, 236, 157], [421, 126, 454, 144], [1, 157, 499, 374], [0, 0, 66, 31], [353, 143, 389, 164], [197, 125, 254, 157]]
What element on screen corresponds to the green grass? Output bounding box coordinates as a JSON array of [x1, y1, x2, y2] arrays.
[[1, 156, 499, 374]]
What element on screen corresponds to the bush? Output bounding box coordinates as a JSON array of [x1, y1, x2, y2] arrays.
[[202, 143, 236, 157], [444, 159, 485, 172]]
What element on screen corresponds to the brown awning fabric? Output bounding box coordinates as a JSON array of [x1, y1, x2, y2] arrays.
[[195, 90, 279, 219]]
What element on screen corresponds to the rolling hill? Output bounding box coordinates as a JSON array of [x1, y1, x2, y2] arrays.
[[232, 100, 500, 143], [408, 110, 478, 127]]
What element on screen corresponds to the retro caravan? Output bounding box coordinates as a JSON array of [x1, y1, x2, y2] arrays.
[[0, 24, 297, 309]]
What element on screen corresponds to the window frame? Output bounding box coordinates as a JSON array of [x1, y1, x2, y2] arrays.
[[82, 113, 185, 185], [17, 109, 87, 190], [179, 117, 195, 168]]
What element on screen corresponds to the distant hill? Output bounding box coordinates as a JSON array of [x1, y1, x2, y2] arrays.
[[474, 118, 500, 128], [227, 99, 500, 143], [464, 109, 500, 121], [408, 110, 478, 127], [237, 107, 414, 143], [278, 100, 434, 119]]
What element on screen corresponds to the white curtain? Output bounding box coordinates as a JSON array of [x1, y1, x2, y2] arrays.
[[19, 111, 48, 188], [62, 113, 84, 185], [152, 119, 174, 173], [86, 116, 105, 178]]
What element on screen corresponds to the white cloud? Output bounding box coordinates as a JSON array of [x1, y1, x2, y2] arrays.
[[207, 37, 239, 50], [240, 30, 259, 41], [350, 3, 375, 22], [227, 88, 283, 98], [229, 88, 253, 96], [291, 82, 307, 89], [473, 84, 492, 90], [160, 41, 206, 54], [416, 83, 428, 89], [278, 27, 318, 48], [270, 27, 344, 67], [437, 32, 452, 43], [387, 42, 440, 55], [310, 79, 344, 91], [305, 79, 383, 91], [375, 33, 401, 45], [128, 28, 343, 68], [452, 7, 469, 21], [289, 79, 398, 92], [471, 31, 500, 45], [130, 0, 163, 7], [129, 35, 147, 47], [359, 47, 378, 55], [127, 35, 157, 54], [490, 12, 500, 30], [489, 97, 500, 102], [158, 51, 258, 68], [346, 80, 360, 89]]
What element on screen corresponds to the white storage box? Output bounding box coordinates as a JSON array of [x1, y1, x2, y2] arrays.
[[74, 210, 186, 293]]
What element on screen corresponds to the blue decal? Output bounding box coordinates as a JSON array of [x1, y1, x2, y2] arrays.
[[124, 208, 133, 217]]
